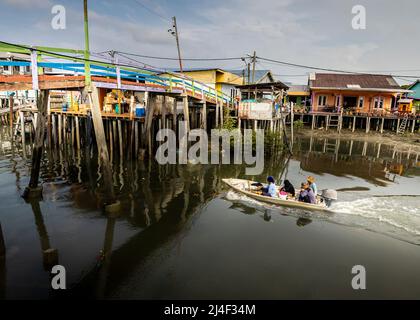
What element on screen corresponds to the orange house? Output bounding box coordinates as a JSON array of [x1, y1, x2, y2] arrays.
[[309, 73, 409, 115]]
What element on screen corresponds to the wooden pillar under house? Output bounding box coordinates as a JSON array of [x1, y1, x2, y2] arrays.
[[23, 90, 49, 199], [87, 86, 118, 210]]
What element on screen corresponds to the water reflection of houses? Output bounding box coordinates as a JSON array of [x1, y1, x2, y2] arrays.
[[296, 137, 419, 185], [67, 163, 229, 298]]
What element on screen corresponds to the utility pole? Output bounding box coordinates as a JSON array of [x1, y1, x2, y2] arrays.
[[247, 63, 250, 85], [171, 16, 183, 73], [83, 0, 91, 87], [251, 51, 256, 84]]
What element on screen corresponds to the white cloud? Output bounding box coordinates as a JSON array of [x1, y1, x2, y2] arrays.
[[1, 0, 52, 8]]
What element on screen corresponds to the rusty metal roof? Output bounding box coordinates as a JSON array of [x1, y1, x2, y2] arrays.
[[309, 73, 401, 90]]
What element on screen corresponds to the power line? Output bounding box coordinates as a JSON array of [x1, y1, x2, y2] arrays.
[[115, 50, 245, 62], [132, 0, 171, 23], [256, 55, 420, 79]]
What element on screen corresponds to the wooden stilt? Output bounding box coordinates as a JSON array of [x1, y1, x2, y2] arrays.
[[23, 90, 49, 199], [88, 86, 117, 209], [0, 222, 5, 258], [380, 117, 384, 134], [220, 102, 224, 127], [201, 100, 207, 130], [75, 116, 80, 149], [58, 114, 62, 146], [71, 116, 75, 147], [62, 115, 66, 146], [9, 95, 14, 138], [183, 95, 190, 132], [134, 121, 139, 156], [109, 120, 113, 162], [366, 117, 370, 133], [51, 114, 56, 147], [117, 120, 123, 159], [20, 111, 26, 146]]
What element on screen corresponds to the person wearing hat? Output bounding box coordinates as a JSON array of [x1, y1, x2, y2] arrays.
[[307, 176, 318, 196], [262, 176, 277, 197], [298, 182, 316, 204]]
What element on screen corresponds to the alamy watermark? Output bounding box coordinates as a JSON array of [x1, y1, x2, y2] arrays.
[[351, 265, 366, 290], [155, 121, 264, 175], [51, 265, 66, 290], [352, 5, 366, 30], [51, 5, 66, 30]]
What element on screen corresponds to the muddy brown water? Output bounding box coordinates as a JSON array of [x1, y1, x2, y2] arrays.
[[1, 128, 420, 299]]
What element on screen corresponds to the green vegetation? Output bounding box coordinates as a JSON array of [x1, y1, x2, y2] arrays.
[[293, 119, 304, 131]]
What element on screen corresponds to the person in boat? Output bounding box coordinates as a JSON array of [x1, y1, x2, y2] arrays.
[[307, 176, 318, 196], [262, 176, 277, 197], [280, 179, 295, 197], [298, 182, 316, 204]]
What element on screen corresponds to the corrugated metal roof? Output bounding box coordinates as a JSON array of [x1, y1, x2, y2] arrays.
[[0, 52, 31, 61], [310, 73, 401, 90], [288, 85, 309, 92], [228, 70, 274, 83]]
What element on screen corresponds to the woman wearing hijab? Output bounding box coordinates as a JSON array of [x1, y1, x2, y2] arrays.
[[262, 176, 277, 197], [280, 179, 295, 197]]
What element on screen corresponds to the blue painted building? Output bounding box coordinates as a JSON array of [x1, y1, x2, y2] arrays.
[[407, 80, 420, 102]]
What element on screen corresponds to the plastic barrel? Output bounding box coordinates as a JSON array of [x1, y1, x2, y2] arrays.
[[135, 107, 146, 117]]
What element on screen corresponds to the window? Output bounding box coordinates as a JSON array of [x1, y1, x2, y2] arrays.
[[4, 65, 9, 71], [317, 95, 327, 106], [374, 96, 384, 109], [358, 96, 364, 109], [335, 95, 341, 107]]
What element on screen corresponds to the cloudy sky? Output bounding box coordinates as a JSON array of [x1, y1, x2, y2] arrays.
[[1, 0, 419, 84]]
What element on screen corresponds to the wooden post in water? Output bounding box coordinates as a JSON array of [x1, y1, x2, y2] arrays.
[[23, 90, 49, 199], [220, 100, 224, 127], [75, 116, 80, 149], [143, 93, 155, 157], [366, 117, 370, 133], [9, 95, 14, 137], [88, 86, 118, 212], [183, 95, 190, 132], [215, 90, 219, 128], [117, 120, 123, 159], [201, 100, 207, 130], [20, 111, 26, 147], [0, 222, 5, 259]]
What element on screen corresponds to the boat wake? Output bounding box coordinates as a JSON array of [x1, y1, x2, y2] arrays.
[[329, 196, 420, 244], [225, 190, 420, 245]]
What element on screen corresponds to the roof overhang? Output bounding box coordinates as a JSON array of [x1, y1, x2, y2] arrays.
[[287, 91, 311, 96], [310, 87, 412, 94], [236, 81, 289, 91]]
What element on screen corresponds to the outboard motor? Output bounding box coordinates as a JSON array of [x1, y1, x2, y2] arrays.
[[321, 189, 338, 207]]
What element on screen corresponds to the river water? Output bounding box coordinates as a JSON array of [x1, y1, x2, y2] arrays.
[[0, 128, 420, 299]]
